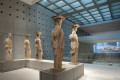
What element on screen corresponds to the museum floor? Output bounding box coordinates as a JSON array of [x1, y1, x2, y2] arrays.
[[0, 64, 120, 80]]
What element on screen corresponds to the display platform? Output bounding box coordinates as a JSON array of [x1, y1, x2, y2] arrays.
[[0, 58, 84, 78], [40, 63, 84, 80]]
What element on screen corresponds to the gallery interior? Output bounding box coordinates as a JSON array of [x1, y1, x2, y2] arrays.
[[0, 0, 120, 80]]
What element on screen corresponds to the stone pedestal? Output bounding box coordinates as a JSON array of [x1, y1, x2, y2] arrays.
[[0, 59, 25, 72], [0, 59, 84, 80], [40, 63, 84, 80]]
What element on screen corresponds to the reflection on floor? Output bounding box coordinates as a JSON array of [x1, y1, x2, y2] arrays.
[[0, 64, 120, 80], [80, 64, 120, 80], [92, 62, 120, 67]]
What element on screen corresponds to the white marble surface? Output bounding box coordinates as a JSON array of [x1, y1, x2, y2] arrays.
[[0, 64, 120, 80]]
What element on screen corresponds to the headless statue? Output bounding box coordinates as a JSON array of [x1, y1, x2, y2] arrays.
[[5, 33, 12, 61], [35, 32, 43, 60], [69, 24, 80, 64], [51, 15, 65, 70], [24, 34, 31, 59]]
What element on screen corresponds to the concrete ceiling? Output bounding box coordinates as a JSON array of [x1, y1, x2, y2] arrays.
[[79, 19, 120, 34]]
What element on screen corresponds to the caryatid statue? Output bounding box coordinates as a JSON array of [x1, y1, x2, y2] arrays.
[[35, 32, 43, 60], [69, 24, 80, 64], [5, 33, 12, 61], [24, 34, 31, 59], [51, 15, 65, 70]]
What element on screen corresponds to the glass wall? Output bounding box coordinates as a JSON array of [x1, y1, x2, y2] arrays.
[[94, 42, 120, 53], [92, 42, 120, 67]]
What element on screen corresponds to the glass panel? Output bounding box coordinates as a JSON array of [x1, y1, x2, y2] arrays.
[[75, 6, 84, 10], [86, 16, 93, 19], [111, 2, 120, 6], [82, 13, 90, 17], [55, 1, 66, 7], [65, 0, 77, 3], [72, 20, 78, 22], [66, 16, 72, 18], [104, 17, 112, 20], [100, 8, 109, 12], [81, 0, 92, 4], [80, 11, 87, 14], [90, 20, 96, 22], [49, 0, 58, 3], [81, 20, 87, 22], [89, 8, 97, 12], [75, 15, 82, 18], [85, 3, 95, 8], [72, 13, 79, 16], [103, 15, 111, 18], [78, 18, 85, 20], [96, 0, 107, 4], [111, 5, 120, 10], [113, 13, 120, 16], [66, 9, 74, 13], [68, 17, 75, 20], [54, 9, 62, 13], [87, 18, 94, 21], [60, 12, 66, 15], [95, 16, 102, 19], [112, 9, 120, 14], [102, 12, 110, 16], [99, 5, 108, 10], [113, 15, 120, 18], [47, 5, 57, 10], [62, 5, 71, 10], [40, 1, 51, 6], [71, 1, 81, 8], [97, 19, 103, 21], [91, 11, 99, 15], [83, 22, 89, 24], [93, 14, 101, 17]]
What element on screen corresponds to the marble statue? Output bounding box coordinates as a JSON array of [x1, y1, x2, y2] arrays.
[[69, 24, 80, 64], [51, 15, 65, 70], [24, 34, 31, 59], [35, 32, 43, 60], [5, 33, 12, 61]]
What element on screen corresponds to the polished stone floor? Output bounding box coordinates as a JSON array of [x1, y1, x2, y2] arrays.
[[0, 64, 120, 80]]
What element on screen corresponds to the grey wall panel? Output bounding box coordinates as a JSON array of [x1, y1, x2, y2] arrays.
[[0, 33, 7, 61], [14, 0, 27, 35], [0, 0, 14, 33], [78, 42, 94, 62], [29, 36, 36, 58], [14, 35, 25, 59], [26, 4, 37, 37]]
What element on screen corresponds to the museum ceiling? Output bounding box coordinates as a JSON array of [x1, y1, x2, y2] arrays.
[[37, 0, 120, 25]]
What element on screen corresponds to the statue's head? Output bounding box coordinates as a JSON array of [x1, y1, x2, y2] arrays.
[[51, 14, 65, 25], [8, 33, 11, 38], [70, 24, 80, 32], [35, 32, 42, 37], [25, 34, 30, 39]]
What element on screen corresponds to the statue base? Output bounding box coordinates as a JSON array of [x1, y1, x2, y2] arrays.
[[40, 63, 84, 80]]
